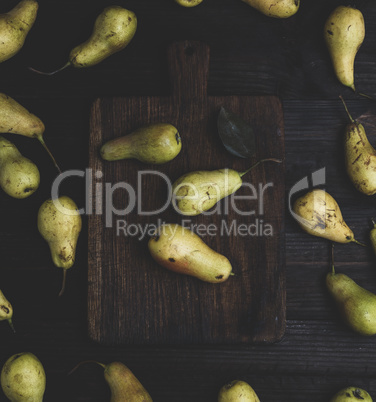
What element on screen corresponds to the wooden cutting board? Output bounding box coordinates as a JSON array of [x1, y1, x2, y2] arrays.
[[87, 41, 285, 345]]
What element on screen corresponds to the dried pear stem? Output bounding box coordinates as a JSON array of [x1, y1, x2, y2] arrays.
[[58, 269, 68, 297], [239, 158, 283, 178], [37, 136, 62, 173], [29, 62, 71, 76], [339, 95, 355, 123], [7, 318, 15, 333]]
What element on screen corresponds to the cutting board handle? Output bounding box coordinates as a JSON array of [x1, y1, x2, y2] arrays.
[[167, 40, 210, 103]]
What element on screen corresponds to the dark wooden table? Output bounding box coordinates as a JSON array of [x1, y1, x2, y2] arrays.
[[1, 0, 376, 400]]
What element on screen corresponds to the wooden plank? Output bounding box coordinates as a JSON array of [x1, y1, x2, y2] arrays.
[[87, 41, 285, 345]]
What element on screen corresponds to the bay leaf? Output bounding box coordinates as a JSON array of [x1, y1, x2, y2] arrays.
[[217, 106, 256, 158]]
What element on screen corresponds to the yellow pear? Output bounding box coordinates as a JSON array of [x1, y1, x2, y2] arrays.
[[241, 0, 299, 18], [175, 0, 204, 7], [292, 189, 362, 244], [0, 93, 60, 172], [37, 196, 82, 296], [0, 290, 15, 332], [100, 123, 181, 164], [1, 352, 46, 402], [172, 158, 280, 216], [148, 223, 232, 283], [324, 6, 365, 91], [70, 360, 152, 402], [31, 6, 137, 75], [327, 263, 376, 335], [0, 136, 40, 198], [0, 0, 38, 63], [330, 387, 373, 401], [370, 219, 376, 257], [218, 380, 260, 401], [341, 97, 376, 195]]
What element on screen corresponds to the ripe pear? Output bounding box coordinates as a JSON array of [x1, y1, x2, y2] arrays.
[[330, 387, 373, 402], [0, 93, 60, 172], [172, 158, 280, 216], [326, 262, 376, 335], [37, 196, 82, 296], [218, 380, 260, 402], [341, 97, 376, 195], [0, 136, 40, 198], [31, 6, 137, 75], [370, 219, 376, 257], [148, 223, 232, 283], [0, 0, 38, 63], [0, 290, 15, 332], [100, 123, 181, 164], [241, 0, 299, 18], [324, 6, 365, 91], [1, 352, 46, 402], [175, 0, 204, 7], [70, 360, 152, 402], [292, 189, 362, 245]]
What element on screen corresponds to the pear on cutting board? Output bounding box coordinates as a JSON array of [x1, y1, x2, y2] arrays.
[[324, 5, 365, 91], [292, 189, 362, 245], [0, 0, 39, 63]]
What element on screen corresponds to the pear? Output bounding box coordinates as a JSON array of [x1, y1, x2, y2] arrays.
[[100, 123, 181, 164], [0, 93, 60, 172], [0, 0, 38, 63], [326, 261, 376, 335], [0, 290, 15, 332], [0, 136, 40, 198], [1, 352, 46, 402], [341, 96, 376, 195], [292, 189, 362, 245], [172, 158, 280, 216], [370, 219, 376, 257], [330, 387, 373, 401], [37, 196, 82, 296], [70, 360, 152, 402], [175, 0, 204, 7], [240, 0, 299, 18], [30, 6, 137, 75], [148, 223, 232, 283], [324, 6, 365, 91], [218, 380, 260, 402]]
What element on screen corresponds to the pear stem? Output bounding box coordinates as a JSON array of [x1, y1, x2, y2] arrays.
[[357, 92, 375, 101], [58, 269, 67, 297], [339, 95, 355, 124], [68, 360, 106, 376], [239, 158, 283, 178], [371, 218, 376, 227], [7, 319, 15, 333], [330, 243, 335, 275], [352, 238, 366, 247], [28, 61, 71, 76], [38, 136, 62, 173]]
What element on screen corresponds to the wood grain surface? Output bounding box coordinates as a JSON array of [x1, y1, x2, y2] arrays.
[[87, 41, 285, 345]]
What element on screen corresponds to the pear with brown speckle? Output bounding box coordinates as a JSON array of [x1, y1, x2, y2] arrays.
[[218, 380, 260, 401], [330, 387, 372, 401]]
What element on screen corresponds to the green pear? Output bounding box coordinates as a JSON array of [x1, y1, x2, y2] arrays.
[[341, 97, 376, 195], [1, 352, 46, 402], [0, 290, 15, 332], [324, 6, 365, 91], [172, 158, 280, 216], [241, 0, 299, 18], [330, 387, 373, 401], [0, 136, 40, 198], [69, 360, 153, 402], [0, 93, 60, 172], [37, 196, 82, 296], [100, 123, 181, 164], [148, 223, 232, 283], [0, 0, 38, 63], [174, 0, 204, 7], [218, 380, 260, 401], [31, 6, 137, 75], [292, 189, 362, 245], [370, 219, 376, 257], [327, 263, 376, 335]]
